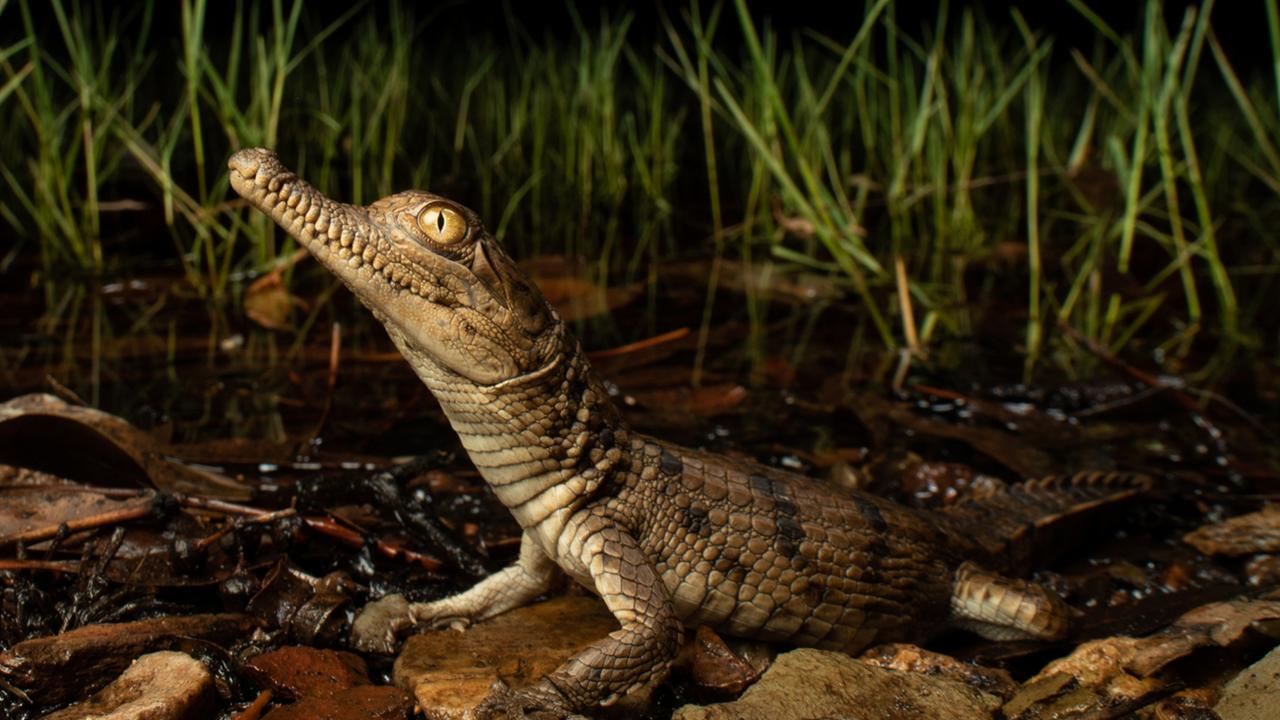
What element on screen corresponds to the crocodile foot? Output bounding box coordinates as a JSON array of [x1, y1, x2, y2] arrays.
[[350, 593, 413, 654]]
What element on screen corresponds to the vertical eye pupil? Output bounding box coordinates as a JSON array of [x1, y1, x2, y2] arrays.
[[418, 203, 467, 244]]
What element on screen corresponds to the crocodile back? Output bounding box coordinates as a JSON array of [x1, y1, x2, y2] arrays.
[[620, 437, 961, 651]]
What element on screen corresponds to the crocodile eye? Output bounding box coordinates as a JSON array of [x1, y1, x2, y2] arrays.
[[417, 203, 468, 245]]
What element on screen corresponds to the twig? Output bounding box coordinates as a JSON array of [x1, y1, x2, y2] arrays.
[[1059, 324, 1199, 411], [587, 327, 691, 360], [0, 559, 79, 572], [895, 256, 920, 355], [301, 321, 342, 454], [230, 690, 274, 720], [302, 515, 443, 571], [44, 374, 87, 406], [194, 508, 298, 553]]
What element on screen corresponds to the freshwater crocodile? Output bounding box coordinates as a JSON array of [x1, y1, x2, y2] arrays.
[[228, 148, 1151, 716]]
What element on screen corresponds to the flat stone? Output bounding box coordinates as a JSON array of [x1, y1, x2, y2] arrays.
[[245, 646, 369, 701], [393, 594, 618, 720], [1215, 646, 1280, 720], [261, 685, 412, 720], [39, 651, 215, 720], [673, 647, 1000, 720]]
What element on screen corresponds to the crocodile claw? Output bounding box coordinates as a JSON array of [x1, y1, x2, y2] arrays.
[[350, 593, 412, 654], [475, 678, 575, 720]]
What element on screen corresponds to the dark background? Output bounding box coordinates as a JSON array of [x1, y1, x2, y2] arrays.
[[8, 1, 1268, 74]]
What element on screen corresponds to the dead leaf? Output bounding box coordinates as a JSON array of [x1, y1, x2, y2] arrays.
[[860, 643, 1018, 700], [0, 613, 260, 708], [771, 197, 816, 239], [519, 255, 643, 322], [1184, 504, 1280, 557], [630, 383, 748, 418], [690, 626, 762, 695], [0, 394, 251, 499], [244, 271, 306, 330], [854, 391, 1056, 478], [666, 258, 845, 304], [0, 488, 153, 544], [1004, 599, 1280, 719]]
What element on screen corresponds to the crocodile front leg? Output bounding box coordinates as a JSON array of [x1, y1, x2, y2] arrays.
[[350, 530, 558, 653], [501, 508, 681, 714]]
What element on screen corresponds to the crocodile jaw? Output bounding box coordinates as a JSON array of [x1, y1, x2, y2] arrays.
[[227, 147, 387, 297], [227, 147, 528, 384]]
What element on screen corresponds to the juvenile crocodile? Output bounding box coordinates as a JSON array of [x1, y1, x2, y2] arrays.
[[227, 148, 1151, 716]]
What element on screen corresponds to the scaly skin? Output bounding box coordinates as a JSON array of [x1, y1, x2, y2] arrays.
[[228, 148, 1150, 716]]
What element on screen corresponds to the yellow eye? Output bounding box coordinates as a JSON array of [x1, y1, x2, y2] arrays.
[[417, 203, 468, 244]]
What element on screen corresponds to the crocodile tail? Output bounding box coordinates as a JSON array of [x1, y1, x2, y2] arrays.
[[938, 471, 1154, 573]]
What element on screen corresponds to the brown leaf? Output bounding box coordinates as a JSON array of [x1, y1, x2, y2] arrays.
[[244, 271, 305, 330], [519, 255, 643, 322], [0, 488, 153, 544], [1184, 504, 1280, 557], [691, 626, 763, 695], [665, 258, 845, 304], [244, 646, 370, 702], [629, 383, 748, 418], [860, 643, 1018, 700], [0, 614, 260, 708], [1004, 599, 1280, 719], [0, 394, 251, 499], [854, 391, 1056, 478]]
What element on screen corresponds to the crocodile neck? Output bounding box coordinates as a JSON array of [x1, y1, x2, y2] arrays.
[[387, 321, 631, 533]]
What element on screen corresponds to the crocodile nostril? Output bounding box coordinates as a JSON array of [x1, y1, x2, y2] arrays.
[[227, 150, 262, 178]]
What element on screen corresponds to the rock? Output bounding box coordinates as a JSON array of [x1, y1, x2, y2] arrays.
[[1, 613, 259, 708], [860, 643, 1018, 700], [39, 651, 215, 720], [393, 595, 620, 720], [245, 646, 370, 701], [261, 685, 412, 720], [1215, 645, 1280, 720], [672, 647, 1000, 720]]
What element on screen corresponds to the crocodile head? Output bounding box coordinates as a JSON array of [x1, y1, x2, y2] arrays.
[[228, 148, 561, 386]]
